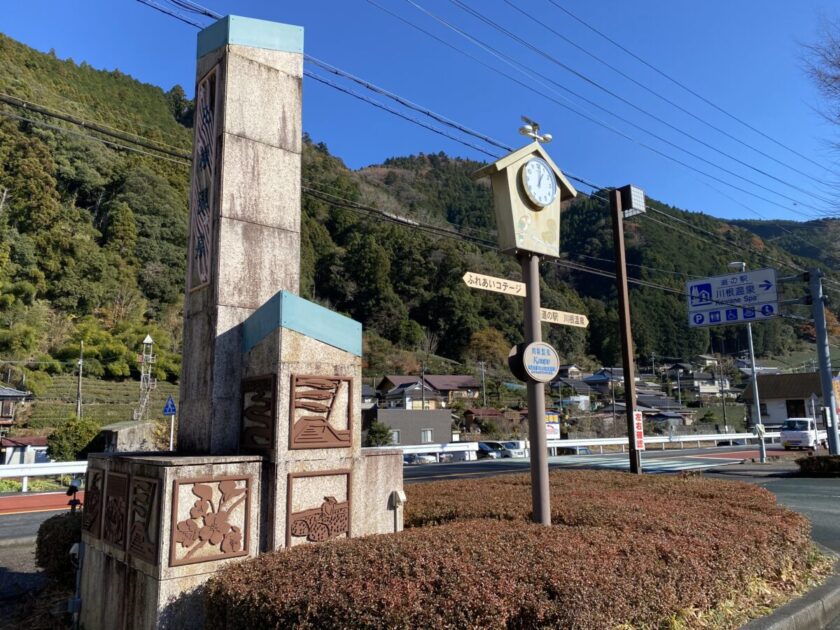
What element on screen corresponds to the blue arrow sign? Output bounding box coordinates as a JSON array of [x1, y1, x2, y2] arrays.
[[163, 396, 177, 416], [759, 280, 773, 291]]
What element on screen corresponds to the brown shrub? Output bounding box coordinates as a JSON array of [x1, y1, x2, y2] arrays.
[[796, 455, 840, 476], [35, 512, 81, 586], [206, 470, 811, 630]]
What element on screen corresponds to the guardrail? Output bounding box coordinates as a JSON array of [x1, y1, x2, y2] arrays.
[[0, 461, 86, 492], [0, 433, 782, 489]]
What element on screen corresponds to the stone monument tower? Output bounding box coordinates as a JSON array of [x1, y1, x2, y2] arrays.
[[78, 16, 403, 629]]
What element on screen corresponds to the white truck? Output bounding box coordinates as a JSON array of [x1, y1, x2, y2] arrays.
[[780, 417, 827, 450]]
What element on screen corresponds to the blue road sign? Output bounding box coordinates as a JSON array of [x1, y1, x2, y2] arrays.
[[163, 396, 177, 416], [686, 268, 779, 328]]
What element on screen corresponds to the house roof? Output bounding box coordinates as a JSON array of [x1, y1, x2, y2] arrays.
[[742, 373, 822, 402], [423, 375, 479, 391], [377, 375, 421, 390], [361, 384, 376, 398], [692, 372, 714, 381], [464, 408, 503, 417], [1, 436, 47, 447], [0, 386, 29, 398], [551, 378, 593, 395]]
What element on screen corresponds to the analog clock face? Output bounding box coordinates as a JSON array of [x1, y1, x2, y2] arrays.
[[521, 157, 558, 208]]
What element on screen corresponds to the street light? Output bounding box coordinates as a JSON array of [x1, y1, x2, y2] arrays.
[[728, 261, 767, 463]]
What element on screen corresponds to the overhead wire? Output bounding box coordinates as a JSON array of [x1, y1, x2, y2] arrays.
[[500, 0, 834, 190], [406, 0, 826, 217], [544, 0, 833, 174]]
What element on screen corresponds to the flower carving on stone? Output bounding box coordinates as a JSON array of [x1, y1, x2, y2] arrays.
[[172, 479, 249, 565]]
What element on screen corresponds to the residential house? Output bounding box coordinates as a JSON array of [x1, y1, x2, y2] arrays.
[[364, 409, 452, 446], [383, 381, 445, 410], [1, 436, 49, 465], [361, 384, 377, 411], [556, 364, 583, 379], [0, 385, 29, 437], [376, 375, 481, 408], [693, 354, 719, 368], [463, 407, 504, 432], [678, 371, 730, 398], [742, 372, 822, 428], [550, 377, 593, 397]]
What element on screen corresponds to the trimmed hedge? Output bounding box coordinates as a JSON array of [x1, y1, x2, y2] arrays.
[[36, 512, 81, 586], [206, 471, 812, 629], [796, 455, 840, 476]]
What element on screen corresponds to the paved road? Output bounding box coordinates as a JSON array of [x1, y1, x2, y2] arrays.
[[0, 510, 65, 542]]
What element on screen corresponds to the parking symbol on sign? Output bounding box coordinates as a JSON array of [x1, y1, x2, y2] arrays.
[[693, 313, 705, 325]]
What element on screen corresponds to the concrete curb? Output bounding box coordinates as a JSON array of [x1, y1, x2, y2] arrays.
[[0, 535, 37, 549], [742, 554, 840, 630]]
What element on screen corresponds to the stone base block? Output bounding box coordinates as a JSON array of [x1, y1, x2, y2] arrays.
[[80, 453, 262, 630]]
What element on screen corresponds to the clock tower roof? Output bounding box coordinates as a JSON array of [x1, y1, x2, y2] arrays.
[[472, 141, 577, 201]]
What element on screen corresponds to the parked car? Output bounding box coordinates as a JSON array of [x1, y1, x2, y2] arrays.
[[555, 446, 592, 456], [477, 441, 505, 459], [501, 441, 528, 458], [403, 453, 437, 465]]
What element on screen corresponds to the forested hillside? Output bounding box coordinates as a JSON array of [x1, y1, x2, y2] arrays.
[[0, 32, 834, 403]]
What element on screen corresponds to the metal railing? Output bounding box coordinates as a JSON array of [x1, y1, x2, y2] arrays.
[[0, 460, 87, 492], [0, 432, 781, 490]]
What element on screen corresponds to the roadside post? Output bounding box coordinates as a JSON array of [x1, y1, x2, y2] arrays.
[[610, 185, 646, 474], [472, 119, 577, 524], [809, 269, 840, 455], [163, 395, 177, 451]]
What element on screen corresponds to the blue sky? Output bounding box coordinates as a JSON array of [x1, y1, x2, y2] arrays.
[[2, 1, 839, 222]]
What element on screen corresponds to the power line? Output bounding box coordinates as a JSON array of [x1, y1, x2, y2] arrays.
[[0, 93, 192, 161], [136, 0, 205, 27], [0, 109, 192, 167], [502, 0, 833, 190], [410, 0, 826, 217], [544, 0, 833, 174]]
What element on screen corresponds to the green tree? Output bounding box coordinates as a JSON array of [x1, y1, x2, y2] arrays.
[[46, 415, 101, 461], [365, 420, 393, 446]]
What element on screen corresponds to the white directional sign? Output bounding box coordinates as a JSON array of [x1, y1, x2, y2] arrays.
[[539, 308, 589, 328], [462, 272, 525, 297], [464, 272, 589, 328], [686, 268, 778, 328]]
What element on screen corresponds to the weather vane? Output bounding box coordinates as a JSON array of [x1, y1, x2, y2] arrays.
[[519, 115, 552, 144]]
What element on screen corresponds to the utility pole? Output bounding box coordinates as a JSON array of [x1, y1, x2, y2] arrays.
[[809, 268, 840, 455], [717, 339, 728, 432], [479, 361, 487, 407], [610, 187, 643, 474], [76, 341, 83, 419], [420, 362, 426, 410]]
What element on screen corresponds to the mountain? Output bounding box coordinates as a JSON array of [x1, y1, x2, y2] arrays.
[[731, 218, 840, 271], [0, 31, 834, 411]]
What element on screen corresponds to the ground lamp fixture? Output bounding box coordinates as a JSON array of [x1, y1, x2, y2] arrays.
[[610, 185, 646, 474]]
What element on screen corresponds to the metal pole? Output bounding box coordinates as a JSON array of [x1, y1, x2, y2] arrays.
[[746, 321, 767, 463], [169, 414, 176, 451], [810, 268, 840, 455], [76, 341, 83, 419], [480, 361, 487, 408], [610, 189, 641, 474], [521, 252, 551, 525]]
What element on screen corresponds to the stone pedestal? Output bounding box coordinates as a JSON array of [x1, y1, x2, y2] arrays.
[[241, 290, 402, 549], [80, 453, 261, 630]]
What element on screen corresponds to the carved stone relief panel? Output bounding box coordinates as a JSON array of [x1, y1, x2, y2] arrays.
[[81, 467, 104, 539], [239, 375, 276, 454], [170, 476, 251, 567], [286, 471, 351, 547], [289, 375, 352, 449], [102, 472, 129, 550], [127, 476, 160, 564]]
